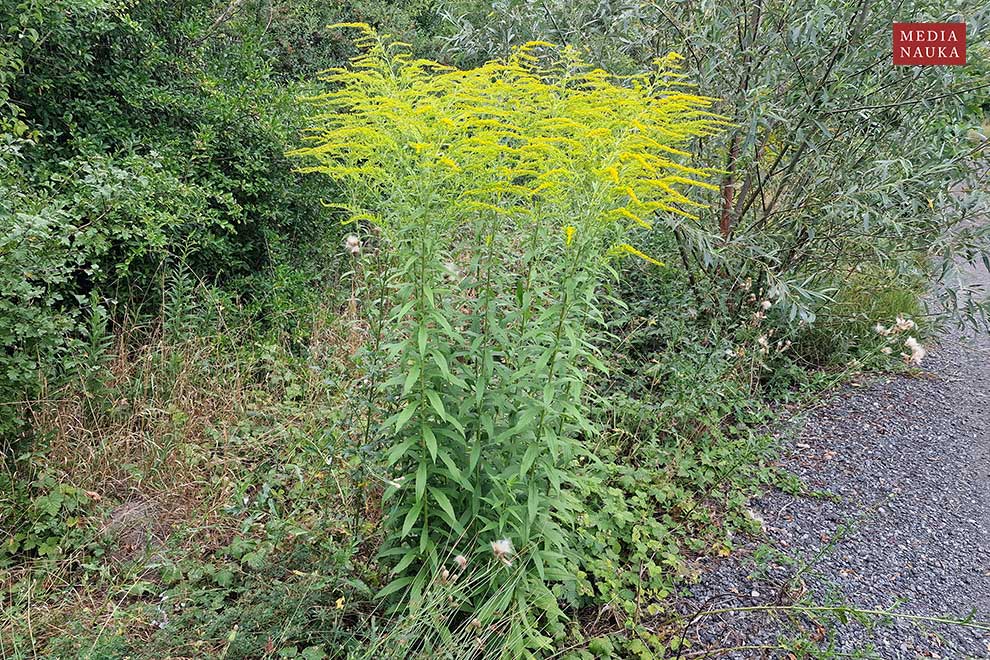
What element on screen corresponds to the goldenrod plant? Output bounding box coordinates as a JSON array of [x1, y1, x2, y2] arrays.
[[294, 23, 726, 653], [290, 22, 726, 650]]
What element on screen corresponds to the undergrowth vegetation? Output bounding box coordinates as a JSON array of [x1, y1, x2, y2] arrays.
[[1, 0, 987, 658]]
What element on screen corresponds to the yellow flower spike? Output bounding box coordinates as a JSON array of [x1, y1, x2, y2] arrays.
[[623, 186, 641, 206], [344, 212, 382, 226], [605, 166, 620, 185], [564, 225, 576, 246], [616, 243, 665, 267], [410, 142, 431, 154], [612, 207, 652, 229], [438, 156, 461, 171]]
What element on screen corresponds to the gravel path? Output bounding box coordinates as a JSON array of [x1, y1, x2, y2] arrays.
[[673, 269, 990, 658]]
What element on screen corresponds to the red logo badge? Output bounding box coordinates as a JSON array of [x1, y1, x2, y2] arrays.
[[893, 23, 966, 66]]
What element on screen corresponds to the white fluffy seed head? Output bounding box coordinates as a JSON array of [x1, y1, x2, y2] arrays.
[[903, 336, 926, 365], [491, 538, 514, 565], [894, 315, 917, 332], [344, 234, 361, 255]]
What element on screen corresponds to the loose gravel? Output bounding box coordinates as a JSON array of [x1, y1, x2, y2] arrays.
[[671, 283, 990, 658]]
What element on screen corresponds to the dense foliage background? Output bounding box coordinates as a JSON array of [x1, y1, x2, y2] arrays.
[[0, 0, 987, 657]]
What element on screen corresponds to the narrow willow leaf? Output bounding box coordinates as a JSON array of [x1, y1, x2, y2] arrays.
[[385, 438, 416, 466], [375, 576, 413, 600], [410, 570, 426, 609], [527, 480, 539, 523], [533, 549, 546, 581], [419, 521, 429, 554], [469, 440, 481, 472], [429, 487, 461, 532], [430, 349, 451, 380], [520, 444, 539, 477], [391, 548, 418, 575], [439, 452, 472, 490]]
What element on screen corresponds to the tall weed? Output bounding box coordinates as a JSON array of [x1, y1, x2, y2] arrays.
[[291, 24, 724, 651]]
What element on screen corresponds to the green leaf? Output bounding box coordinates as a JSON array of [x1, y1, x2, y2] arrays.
[[386, 438, 416, 466], [430, 349, 450, 378], [215, 568, 234, 587], [391, 548, 418, 575], [402, 364, 421, 395], [439, 452, 472, 490], [469, 440, 481, 472], [532, 550, 546, 581], [425, 390, 445, 419], [394, 402, 419, 432], [401, 498, 423, 538], [429, 487, 461, 532], [520, 444, 539, 477], [527, 481, 539, 523], [423, 425, 438, 462], [415, 460, 427, 501], [375, 576, 414, 600]]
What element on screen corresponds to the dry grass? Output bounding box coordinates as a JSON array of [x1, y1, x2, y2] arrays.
[[29, 323, 253, 543], [27, 291, 361, 522], [1, 285, 367, 656]]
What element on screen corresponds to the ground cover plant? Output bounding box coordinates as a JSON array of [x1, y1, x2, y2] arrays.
[[0, 0, 987, 658]]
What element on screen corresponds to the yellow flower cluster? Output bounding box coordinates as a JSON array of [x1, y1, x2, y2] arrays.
[[290, 23, 726, 266]]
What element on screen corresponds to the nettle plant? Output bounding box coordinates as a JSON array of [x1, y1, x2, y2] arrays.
[[292, 24, 723, 648]]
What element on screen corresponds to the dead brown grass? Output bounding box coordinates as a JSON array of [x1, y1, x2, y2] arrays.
[[1, 287, 367, 655]]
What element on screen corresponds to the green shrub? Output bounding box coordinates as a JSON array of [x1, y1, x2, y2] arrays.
[[0, 0, 342, 436], [0, 149, 225, 435]]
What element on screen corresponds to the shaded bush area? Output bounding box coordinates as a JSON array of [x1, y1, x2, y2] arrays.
[[0, 0, 336, 436]]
